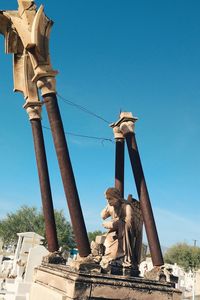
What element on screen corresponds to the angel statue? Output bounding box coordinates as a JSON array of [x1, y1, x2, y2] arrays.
[[100, 187, 143, 270]]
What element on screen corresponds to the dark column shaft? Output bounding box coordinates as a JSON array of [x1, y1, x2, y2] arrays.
[[125, 132, 164, 266], [43, 93, 90, 257], [30, 119, 59, 252], [115, 138, 125, 197]]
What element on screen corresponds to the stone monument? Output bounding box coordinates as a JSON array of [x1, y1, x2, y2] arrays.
[[0, 1, 182, 299]]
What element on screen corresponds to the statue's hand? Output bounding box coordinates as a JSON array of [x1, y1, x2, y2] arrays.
[[101, 205, 111, 220], [102, 221, 113, 229]]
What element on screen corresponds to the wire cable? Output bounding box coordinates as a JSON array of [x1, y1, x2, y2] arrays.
[[57, 93, 110, 124], [42, 125, 114, 144]]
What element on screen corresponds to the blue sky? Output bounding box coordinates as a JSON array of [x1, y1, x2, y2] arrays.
[[0, 0, 200, 247]]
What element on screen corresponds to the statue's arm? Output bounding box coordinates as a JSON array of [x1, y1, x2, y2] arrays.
[[101, 205, 111, 220], [124, 205, 134, 228], [102, 218, 119, 230]]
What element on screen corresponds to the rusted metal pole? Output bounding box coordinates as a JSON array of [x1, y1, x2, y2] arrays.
[[26, 105, 59, 252], [115, 138, 125, 197], [112, 126, 125, 197], [43, 93, 91, 257], [124, 130, 164, 266]]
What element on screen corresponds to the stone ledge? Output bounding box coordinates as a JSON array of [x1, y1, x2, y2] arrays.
[[30, 264, 182, 300]]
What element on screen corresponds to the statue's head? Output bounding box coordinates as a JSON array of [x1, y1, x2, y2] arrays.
[[104, 187, 122, 207]]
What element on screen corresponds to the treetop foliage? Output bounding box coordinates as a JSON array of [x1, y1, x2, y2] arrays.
[[0, 206, 75, 250], [164, 243, 200, 272]]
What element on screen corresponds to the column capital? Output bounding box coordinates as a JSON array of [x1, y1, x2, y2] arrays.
[[111, 126, 124, 140], [120, 120, 135, 135], [36, 76, 57, 96], [24, 101, 42, 120], [111, 112, 138, 136]]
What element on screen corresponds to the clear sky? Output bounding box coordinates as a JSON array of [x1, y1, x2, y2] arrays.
[[0, 0, 200, 247]]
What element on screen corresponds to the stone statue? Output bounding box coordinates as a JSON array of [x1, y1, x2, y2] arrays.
[[100, 187, 143, 271]]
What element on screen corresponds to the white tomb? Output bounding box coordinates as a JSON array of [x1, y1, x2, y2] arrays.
[[9, 232, 44, 279], [2, 232, 48, 300]]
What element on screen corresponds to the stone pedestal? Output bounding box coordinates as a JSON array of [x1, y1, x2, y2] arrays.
[[29, 264, 182, 300]]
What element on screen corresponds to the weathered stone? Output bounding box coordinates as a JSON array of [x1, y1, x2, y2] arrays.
[[69, 255, 101, 273], [1, 2, 58, 96], [91, 240, 105, 259], [144, 266, 178, 287], [95, 235, 106, 245], [42, 251, 66, 265], [29, 264, 182, 300]]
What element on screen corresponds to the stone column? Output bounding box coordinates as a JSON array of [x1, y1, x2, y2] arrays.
[[112, 126, 125, 197], [24, 102, 59, 253], [120, 113, 164, 266], [37, 78, 91, 257]]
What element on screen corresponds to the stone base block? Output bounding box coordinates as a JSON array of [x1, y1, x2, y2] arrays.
[[16, 282, 31, 295], [4, 280, 31, 300], [30, 283, 66, 300], [29, 264, 182, 300]]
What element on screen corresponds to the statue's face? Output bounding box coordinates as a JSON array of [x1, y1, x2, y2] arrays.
[[106, 196, 120, 207]]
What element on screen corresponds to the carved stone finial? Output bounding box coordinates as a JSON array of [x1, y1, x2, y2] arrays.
[[17, 0, 36, 29], [2, 2, 58, 94], [13, 50, 40, 102], [24, 102, 42, 120]]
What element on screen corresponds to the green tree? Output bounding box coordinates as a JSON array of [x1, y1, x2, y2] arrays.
[[0, 206, 75, 250], [54, 210, 75, 250], [164, 243, 200, 272], [88, 230, 104, 243]]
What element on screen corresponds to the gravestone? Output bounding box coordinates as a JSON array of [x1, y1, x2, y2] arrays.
[[24, 245, 48, 282], [9, 232, 44, 279], [3, 232, 48, 300]]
